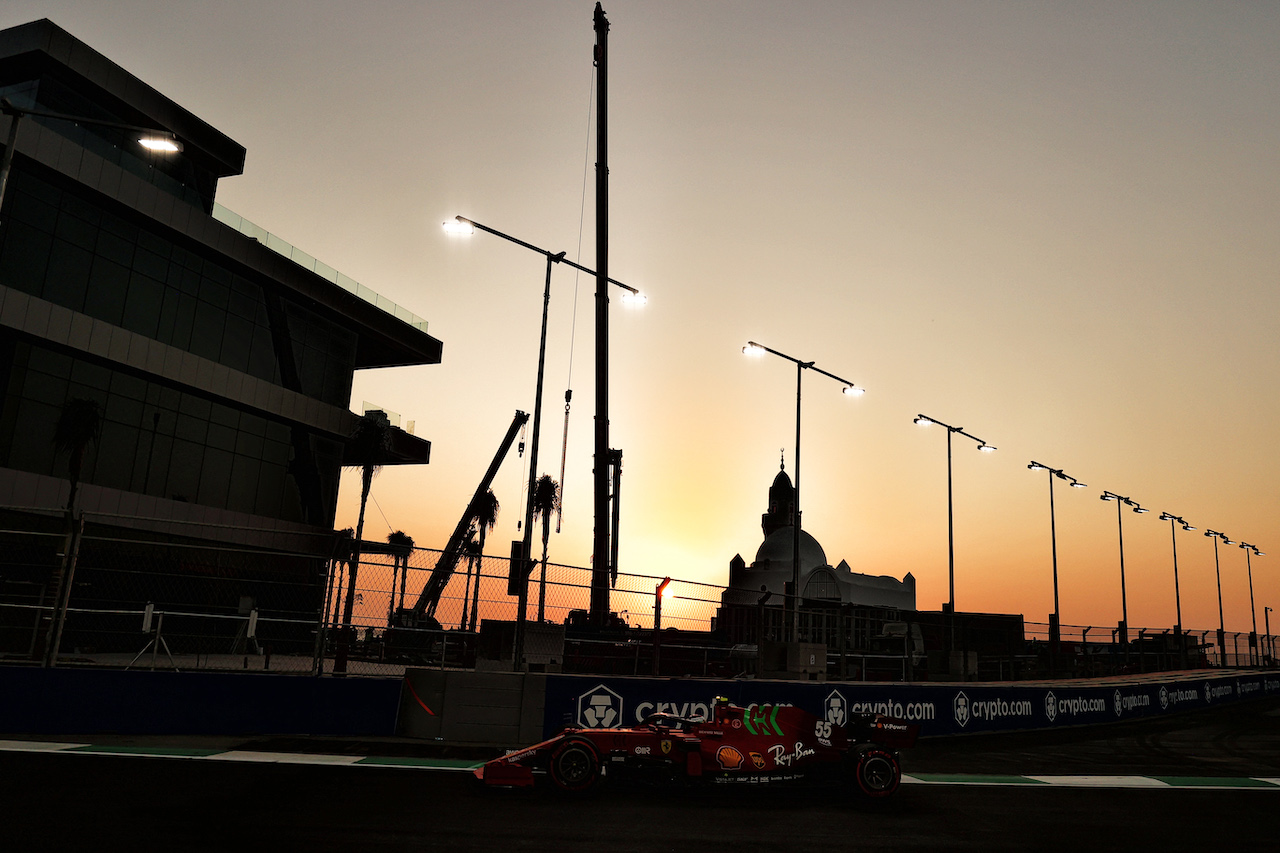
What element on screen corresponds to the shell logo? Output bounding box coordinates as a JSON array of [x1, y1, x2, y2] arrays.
[[715, 745, 745, 770]]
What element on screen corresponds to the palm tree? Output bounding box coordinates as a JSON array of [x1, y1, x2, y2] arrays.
[[329, 527, 355, 629], [334, 412, 391, 673], [386, 530, 414, 624], [468, 490, 500, 632], [43, 398, 101, 666], [532, 474, 560, 623], [458, 527, 479, 631], [313, 527, 353, 673]]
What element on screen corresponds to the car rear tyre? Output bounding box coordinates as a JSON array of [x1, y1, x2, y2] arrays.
[[854, 748, 900, 797], [549, 739, 600, 792]]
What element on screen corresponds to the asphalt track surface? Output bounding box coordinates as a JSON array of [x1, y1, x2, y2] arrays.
[[3, 696, 1279, 852]]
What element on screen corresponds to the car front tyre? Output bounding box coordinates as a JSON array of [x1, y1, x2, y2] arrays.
[[549, 739, 601, 792]]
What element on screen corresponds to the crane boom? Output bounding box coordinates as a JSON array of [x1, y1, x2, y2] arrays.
[[413, 410, 529, 619]]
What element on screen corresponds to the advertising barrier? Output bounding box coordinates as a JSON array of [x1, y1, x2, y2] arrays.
[[544, 672, 1280, 738]]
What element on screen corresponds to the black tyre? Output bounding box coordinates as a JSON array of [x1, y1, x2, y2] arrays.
[[854, 748, 900, 797], [549, 739, 600, 792]]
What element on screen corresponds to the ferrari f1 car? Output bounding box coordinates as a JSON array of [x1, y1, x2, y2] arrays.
[[475, 698, 918, 796]]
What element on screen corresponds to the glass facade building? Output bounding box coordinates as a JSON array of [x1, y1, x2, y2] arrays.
[[0, 19, 442, 644]]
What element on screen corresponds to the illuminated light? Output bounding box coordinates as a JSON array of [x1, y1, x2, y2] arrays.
[[742, 342, 766, 357], [842, 386, 864, 397], [621, 290, 647, 306], [1069, 481, 1087, 488], [1133, 507, 1150, 514], [977, 444, 996, 452], [1101, 494, 1117, 501], [914, 416, 931, 426], [138, 136, 181, 153], [1183, 524, 1196, 531], [442, 219, 474, 235]]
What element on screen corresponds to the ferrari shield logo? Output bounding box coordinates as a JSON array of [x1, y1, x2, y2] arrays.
[[660, 739, 672, 755]]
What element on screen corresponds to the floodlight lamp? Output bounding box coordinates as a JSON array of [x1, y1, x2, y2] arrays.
[[842, 385, 865, 397], [914, 416, 931, 426], [977, 444, 996, 452], [1133, 506, 1150, 514], [621, 290, 647, 306], [1182, 523, 1196, 531], [442, 218, 474, 235], [1159, 512, 1174, 521], [1069, 481, 1087, 489], [742, 342, 766, 357], [1028, 462, 1046, 471], [139, 135, 182, 153], [1100, 493, 1117, 502]]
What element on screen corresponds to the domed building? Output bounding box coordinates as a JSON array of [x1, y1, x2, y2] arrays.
[[721, 460, 915, 610], [718, 460, 916, 649]]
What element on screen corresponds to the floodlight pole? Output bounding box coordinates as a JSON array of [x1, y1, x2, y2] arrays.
[[1100, 491, 1146, 660], [1205, 530, 1229, 667], [448, 215, 639, 665], [1029, 462, 1086, 677], [1241, 543, 1263, 666], [914, 414, 995, 658], [744, 342, 860, 642], [1160, 513, 1193, 669]]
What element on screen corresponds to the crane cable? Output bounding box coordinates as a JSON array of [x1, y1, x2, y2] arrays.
[[557, 66, 595, 534]]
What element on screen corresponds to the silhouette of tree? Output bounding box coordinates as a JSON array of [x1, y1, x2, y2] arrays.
[[329, 527, 355, 628], [532, 474, 560, 623], [387, 529, 414, 624], [43, 398, 101, 665], [459, 527, 479, 631], [468, 490, 499, 632], [335, 413, 391, 673]]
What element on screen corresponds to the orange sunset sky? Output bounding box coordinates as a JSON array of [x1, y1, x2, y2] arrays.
[[10, 1, 1277, 637]]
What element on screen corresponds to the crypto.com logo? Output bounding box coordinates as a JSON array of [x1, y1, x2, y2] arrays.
[[1044, 691, 1058, 723], [825, 690, 848, 727], [577, 684, 623, 728], [953, 692, 970, 728]]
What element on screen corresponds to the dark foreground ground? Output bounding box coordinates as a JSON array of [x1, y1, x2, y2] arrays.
[[3, 696, 1278, 852]]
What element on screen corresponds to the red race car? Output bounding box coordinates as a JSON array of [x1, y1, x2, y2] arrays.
[[475, 697, 918, 796]]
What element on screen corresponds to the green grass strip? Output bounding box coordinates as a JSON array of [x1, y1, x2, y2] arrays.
[[355, 756, 484, 769], [1151, 776, 1278, 788]]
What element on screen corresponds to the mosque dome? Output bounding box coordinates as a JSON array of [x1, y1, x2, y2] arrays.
[[754, 526, 827, 572]]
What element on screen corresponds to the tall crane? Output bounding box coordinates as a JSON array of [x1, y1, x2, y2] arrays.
[[409, 410, 529, 626]]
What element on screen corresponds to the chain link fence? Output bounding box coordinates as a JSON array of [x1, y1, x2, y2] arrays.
[[3, 515, 1274, 679]]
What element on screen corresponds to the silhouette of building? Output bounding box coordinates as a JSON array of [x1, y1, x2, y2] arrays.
[[0, 20, 441, 651], [721, 458, 916, 613]]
